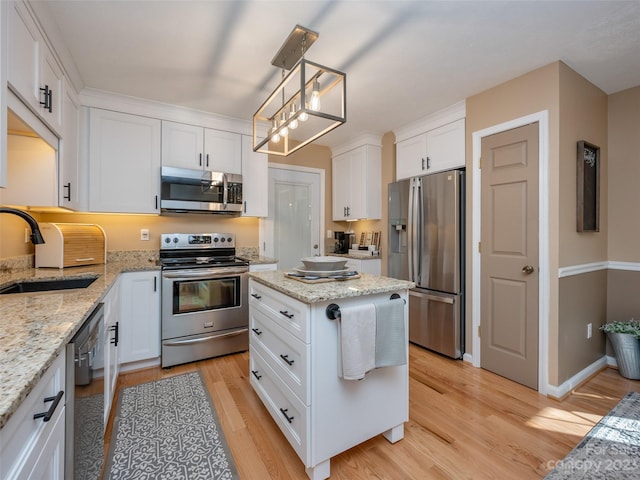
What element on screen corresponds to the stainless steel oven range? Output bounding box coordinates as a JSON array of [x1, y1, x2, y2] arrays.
[[160, 233, 249, 368]]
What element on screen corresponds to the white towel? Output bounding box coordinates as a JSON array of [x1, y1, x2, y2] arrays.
[[338, 303, 376, 380], [375, 298, 407, 368]]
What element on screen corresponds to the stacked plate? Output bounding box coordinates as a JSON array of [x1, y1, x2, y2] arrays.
[[289, 256, 357, 280]]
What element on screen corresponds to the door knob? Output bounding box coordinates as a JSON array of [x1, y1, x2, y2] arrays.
[[522, 265, 535, 275]]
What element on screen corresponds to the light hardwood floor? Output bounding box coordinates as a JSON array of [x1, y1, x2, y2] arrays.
[[108, 345, 640, 479]]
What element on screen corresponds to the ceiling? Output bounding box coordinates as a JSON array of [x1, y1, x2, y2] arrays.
[[32, 0, 640, 150]]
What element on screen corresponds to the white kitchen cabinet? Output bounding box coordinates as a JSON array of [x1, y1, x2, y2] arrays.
[[161, 120, 241, 174], [88, 108, 161, 213], [7, 0, 63, 135], [0, 352, 66, 480], [1, 1, 8, 188], [58, 87, 83, 210], [395, 118, 465, 180], [332, 144, 381, 221], [103, 279, 120, 426], [119, 271, 160, 367], [241, 134, 268, 217], [345, 257, 381, 275], [249, 280, 408, 480]]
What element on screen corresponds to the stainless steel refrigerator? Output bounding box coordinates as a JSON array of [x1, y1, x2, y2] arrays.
[[388, 169, 465, 359]]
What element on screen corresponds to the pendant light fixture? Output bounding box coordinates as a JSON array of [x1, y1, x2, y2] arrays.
[[253, 25, 347, 156]]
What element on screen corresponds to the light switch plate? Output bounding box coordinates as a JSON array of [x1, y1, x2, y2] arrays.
[[140, 229, 150, 241]]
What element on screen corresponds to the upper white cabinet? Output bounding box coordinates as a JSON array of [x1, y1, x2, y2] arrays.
[[7, 1, 63, 135], [332, 141, 381, 221], [88, 108, 161, 213], [396, 118, 465, 180], [394, 101, 466, 181], [161, 120, 241, 174], [241, 135, 268, 217], [59, 87, 83, 210], [1, 1, 8, 188]]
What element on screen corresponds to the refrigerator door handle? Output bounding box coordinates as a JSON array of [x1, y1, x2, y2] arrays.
[[412, 292, 455, 304], [408, 179, 419, 283], [416, 178, 423, 284]]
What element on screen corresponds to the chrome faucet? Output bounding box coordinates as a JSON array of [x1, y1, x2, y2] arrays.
[[0, 207, 45, 244]]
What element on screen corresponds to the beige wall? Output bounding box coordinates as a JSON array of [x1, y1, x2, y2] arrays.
[[558, 63, 608, 267], [465, 61, 561, 382], [466, 61, 609, 386], [608, 86, 640, 261]]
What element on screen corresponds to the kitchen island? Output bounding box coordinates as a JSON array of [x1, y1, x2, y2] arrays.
[[248, 271, 414, 480]]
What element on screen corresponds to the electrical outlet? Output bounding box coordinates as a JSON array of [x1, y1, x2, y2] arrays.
[[24, 228, 29, 243], [140, 229, 150, 241], [587, 323, 593, 339], [327, 229, 332, 239]]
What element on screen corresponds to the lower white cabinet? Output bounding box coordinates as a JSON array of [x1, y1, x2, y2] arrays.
[[345, 258, 381, 275], [119, 271, 160, 366], [249, 280, 408, 480], [0, 352, 66, 480], [103, 278, 120, 426]]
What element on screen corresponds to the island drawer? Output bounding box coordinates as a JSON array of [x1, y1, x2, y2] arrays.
[[249, 346, 309, 464], [249, 281, 309, 343], [250, 308, 310, 405]]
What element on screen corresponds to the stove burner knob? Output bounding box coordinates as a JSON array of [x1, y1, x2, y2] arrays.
[[220, 237, 226, 243], [227, 237, 233, 243], [172, 237, 179, 243], [213, 237, 219, 242], [164, 237, 171, 244]]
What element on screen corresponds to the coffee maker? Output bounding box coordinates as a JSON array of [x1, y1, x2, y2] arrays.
[[334, 231, 348, 254]]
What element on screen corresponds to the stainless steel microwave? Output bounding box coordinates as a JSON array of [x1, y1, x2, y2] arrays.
[[160, 166, 243, 215]]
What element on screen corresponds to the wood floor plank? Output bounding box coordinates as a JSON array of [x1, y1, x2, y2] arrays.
[[110, 345, 640, 479]]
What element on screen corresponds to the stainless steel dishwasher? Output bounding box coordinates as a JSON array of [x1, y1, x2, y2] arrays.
[[65, 302, 105, 480]]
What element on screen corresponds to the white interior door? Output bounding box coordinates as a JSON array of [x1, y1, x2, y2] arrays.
[[261, 165, 323, 271]]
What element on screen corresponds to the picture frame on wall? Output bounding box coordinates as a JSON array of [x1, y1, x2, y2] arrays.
[[577, 140, 600, 232]]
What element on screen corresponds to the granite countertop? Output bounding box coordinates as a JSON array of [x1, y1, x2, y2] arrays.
[[0, 255, 159, 430], [249, 270, 414, 304]]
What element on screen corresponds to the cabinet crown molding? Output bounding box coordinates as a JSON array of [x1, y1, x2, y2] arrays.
[[394, 100, 466, 143], [331, 132, 382, 157]]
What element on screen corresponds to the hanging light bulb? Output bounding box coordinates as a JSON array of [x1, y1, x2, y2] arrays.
[[299, 103, 308, 122], [310, 78, 321, 111], [280, 111, 288, 137], [270, 118, 280, 143], [289, 104, 298, 130]]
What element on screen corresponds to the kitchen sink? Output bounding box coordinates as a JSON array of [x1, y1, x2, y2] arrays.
[[0, 276, 99, 294]]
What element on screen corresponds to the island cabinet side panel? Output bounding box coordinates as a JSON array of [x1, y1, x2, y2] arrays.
[[309, 291, 409, 466]]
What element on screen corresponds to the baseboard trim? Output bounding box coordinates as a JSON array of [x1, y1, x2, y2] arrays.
[[546, 356, 608, 400], [462, 352, 474, 364], [119, 357, 161, 373]]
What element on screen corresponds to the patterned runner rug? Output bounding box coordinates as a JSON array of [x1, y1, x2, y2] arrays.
[[104, 371, 239, 479], [544, 391, 640, 479]]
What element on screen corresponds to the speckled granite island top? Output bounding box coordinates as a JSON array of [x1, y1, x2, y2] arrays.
[[0, 256, 159, 429], [249, 270, 414, 303]]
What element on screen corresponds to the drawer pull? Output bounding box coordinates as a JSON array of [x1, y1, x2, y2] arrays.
[[251, 328, 263, 336], [251, 293, 262, 300], [280, 407, 294, 424], [33, 390, 64, 422], [251, 370, 262, 380], [279, 310, 294, 319], [280, 354, 295, 366]]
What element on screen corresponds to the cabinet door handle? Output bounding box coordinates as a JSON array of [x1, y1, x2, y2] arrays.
[[110, 322, 119, 347], [279, 310, 294, 319], [251, 327, 262, 336], [421, 157, 425, 170], [251, 370, 262, 380], [426, 156, 431, 169], [63, 182, 71, 201], [153, 276, 157, 292], [199, 153, 203, 166], [33, 390, 64, 422], [251, 293, 262, 300], [206, 154, 210, 168], [39, 85, 52, 113], [280, 354, 294, 366], [279, 407, 294, 424]]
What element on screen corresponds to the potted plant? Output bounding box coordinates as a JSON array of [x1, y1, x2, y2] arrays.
[[600, 319, 640, 379]]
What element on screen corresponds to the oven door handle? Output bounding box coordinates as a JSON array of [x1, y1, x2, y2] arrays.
[[162, 267, 248, 279], [163, 328, 248, 346]]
